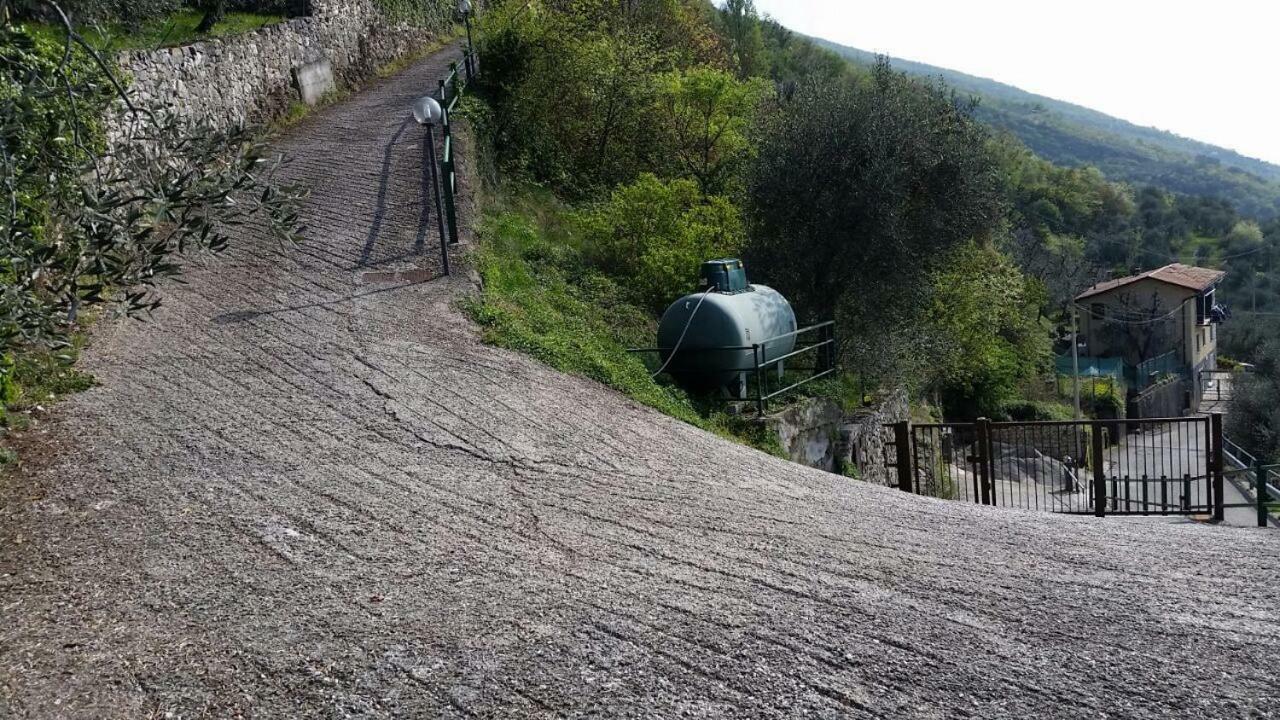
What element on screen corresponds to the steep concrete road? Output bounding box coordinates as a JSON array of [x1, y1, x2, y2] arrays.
[[3, 46, 1280, 718]]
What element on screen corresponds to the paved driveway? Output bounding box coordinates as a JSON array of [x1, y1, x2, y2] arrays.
[[3, 46, 1280, 718]]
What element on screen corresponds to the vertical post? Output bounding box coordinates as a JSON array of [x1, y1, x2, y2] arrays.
[[1210, 412, 1225, 522], [1181, 474, 1191, 512], [441, 126, 460, 246], [438, 78, 447, 106], [1141, 474, 1149, 515], [465, 14, 474, 62], [1257, 461, 1269, 528], [976, 418, 992, 506], [1091, 420, 1106, 517], [1071, 305, 1082, 421], [893, 421, 913, 493], [451, 61, 460, 100], [1160, 475, 1168, 515], [753, 344, 764, 416], [424, 125, 449, 276]]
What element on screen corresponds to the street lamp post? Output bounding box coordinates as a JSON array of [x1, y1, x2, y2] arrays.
[[412, 95, 450, 277], [458, 0, 474, 79]]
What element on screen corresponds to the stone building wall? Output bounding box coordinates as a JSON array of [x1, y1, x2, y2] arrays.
[[115, 0, 456, 132]]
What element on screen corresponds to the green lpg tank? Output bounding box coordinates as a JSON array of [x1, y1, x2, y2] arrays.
[[656, 259, 797, 397]]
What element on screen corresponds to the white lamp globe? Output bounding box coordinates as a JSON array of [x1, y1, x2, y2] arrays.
[[412, 95, 443, 126], [458, 0, 472, 15]]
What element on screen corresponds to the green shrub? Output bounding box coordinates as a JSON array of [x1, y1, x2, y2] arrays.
[[1064, 376, 1126, 419], [577, 174, 743, 312], [473, 0, 722, 196], [467, 187, 791, 457], [654, 67, 769, 195], [13, 0, 182, 27], [999, 399, 1075, 422]]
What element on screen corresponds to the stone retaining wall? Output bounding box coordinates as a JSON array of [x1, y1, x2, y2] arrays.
[[759, 389, 909, 479], [839, 388, 909, 485], [116, 0, 455, 132]]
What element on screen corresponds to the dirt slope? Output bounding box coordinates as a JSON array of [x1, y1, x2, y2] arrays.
[[2, 45, 1278, 719]]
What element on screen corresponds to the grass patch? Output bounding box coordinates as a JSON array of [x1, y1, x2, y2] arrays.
[[2, 335, 96, 432], [269, 87, 351, 133], [465, 185, 788, 457], [376, 25, 464, 78], [21, 11, 285, 52]]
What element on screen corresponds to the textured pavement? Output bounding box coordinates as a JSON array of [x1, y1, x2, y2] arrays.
[[3, 44, 1280, 719]]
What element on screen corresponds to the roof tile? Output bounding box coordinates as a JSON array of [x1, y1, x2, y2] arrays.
[[1075, 263, 1225, 301]]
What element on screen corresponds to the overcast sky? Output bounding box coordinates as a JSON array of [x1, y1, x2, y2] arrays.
[[752, 0, 1280, 166]]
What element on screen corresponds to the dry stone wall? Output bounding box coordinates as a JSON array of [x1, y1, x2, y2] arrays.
[[116, 0, 455, 131], [839, 388, 909, 485], [759, 389, 909, 479]]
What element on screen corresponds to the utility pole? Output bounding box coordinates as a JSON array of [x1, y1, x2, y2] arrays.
[[1071, 304, 1082, 421]]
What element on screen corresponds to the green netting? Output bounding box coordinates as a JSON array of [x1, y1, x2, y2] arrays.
[[1055, 355, 1125, 379]]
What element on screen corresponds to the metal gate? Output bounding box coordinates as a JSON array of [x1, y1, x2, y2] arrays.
[[885, 415, 1226, 519]]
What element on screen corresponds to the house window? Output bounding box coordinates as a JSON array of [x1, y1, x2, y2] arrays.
[[1198, 289, 1214, 324]]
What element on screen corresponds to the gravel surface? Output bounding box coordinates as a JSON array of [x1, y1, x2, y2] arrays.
[[3, 45, 1280, 719]]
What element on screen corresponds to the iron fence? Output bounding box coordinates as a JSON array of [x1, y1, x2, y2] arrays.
[[882, 414, 1257, 522]]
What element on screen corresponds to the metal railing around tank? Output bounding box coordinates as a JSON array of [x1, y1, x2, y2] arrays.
[[629, 321, 837, 414]]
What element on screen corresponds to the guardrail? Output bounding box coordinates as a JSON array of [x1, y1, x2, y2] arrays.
[[437, 48, 476, 248], [1222, 436, 1279, 526]]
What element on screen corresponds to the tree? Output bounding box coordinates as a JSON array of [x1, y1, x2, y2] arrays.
[[577, 174, 742, 312], [744, 60, 1006, 325], [655, 67, 768, 194], [475, 0, 681, 195], [1227, 340, 1280, 461], [1095, 291, 1178, 367], [1, 15, 304, 395], [194, 0, 226, 33], [924, 242, 1049, 418], [720, 0, 764, 78]]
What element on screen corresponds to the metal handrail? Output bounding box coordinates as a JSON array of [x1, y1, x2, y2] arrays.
[[630, 322, 837, 413], [762, 366, 838, 402], [765, 337, 835, 367], [1222, 435, 1280, 500]]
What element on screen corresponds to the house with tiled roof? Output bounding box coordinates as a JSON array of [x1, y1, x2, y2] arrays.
[[1074, 263, 1226, 414]]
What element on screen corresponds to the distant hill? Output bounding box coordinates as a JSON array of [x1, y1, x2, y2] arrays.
[[812, 38, 1280, 219]]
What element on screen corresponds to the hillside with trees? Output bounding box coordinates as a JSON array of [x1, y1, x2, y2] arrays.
[[464, 0, 1280, 440], [813, 38, 1280, 220]]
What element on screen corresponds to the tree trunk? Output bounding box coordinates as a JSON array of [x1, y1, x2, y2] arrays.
[[195, 0, 226, 34]]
